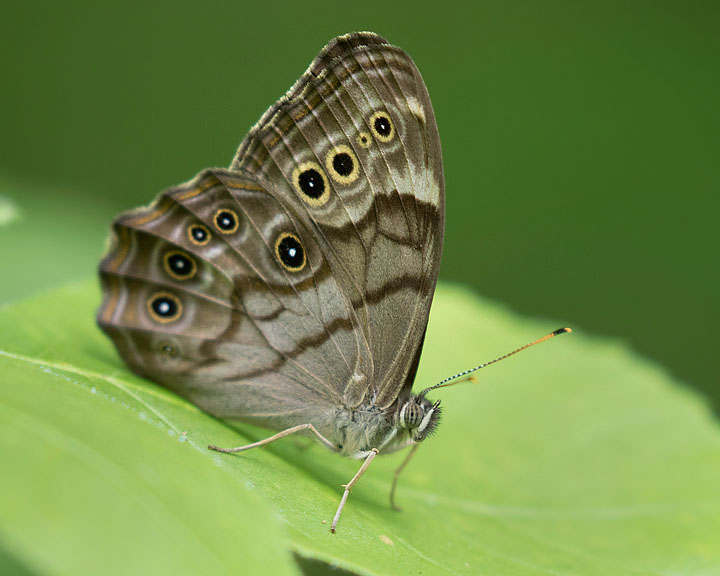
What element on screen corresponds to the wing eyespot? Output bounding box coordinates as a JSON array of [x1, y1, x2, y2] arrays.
[[274, 232, 306, 272], [369, 111, 395, 143], [356, 132, 372, 148], [325, 145, 360, 185], [292, 162, 330, 206], [163, 250, 197, 281], [158, 342, 179, 358], [147, 292, 183, 324], [188, 224, 211, 246], [214, 209, 239, 234]]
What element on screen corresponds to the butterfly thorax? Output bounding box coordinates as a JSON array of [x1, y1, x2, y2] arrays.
[[332, 395, 441, 458]]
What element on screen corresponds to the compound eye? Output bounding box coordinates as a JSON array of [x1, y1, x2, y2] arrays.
[[401, 402, 423, 429]]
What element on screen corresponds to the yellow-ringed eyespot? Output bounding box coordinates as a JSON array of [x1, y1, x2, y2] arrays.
[[147, 292, 183, 324], [369, 111, 395, 142], [356, 132, 372, 148], [188, 223, 211, 246], [214, 208, 239, 234], [292, 161, 330, 206], [163, 250, 197, 281], [274, 232, 306, 272], [325, 145, 360, 185]]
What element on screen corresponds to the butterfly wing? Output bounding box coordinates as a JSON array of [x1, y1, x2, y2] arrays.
[[98, 168, 373, 432], [98, 33, 444, 437], [232, 32, 445, 409]]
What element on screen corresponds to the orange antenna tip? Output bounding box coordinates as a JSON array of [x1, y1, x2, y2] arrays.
[[418, 326, 573, 398]]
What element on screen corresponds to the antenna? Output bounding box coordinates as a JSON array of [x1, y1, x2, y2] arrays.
[[417, 327, 572, 398]]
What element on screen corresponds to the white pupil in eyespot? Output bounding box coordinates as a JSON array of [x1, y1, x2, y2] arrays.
[[158, 301, 170, 314], [288, 247, 296, 257]]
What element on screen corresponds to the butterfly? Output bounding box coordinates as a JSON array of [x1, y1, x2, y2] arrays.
[[98, 31, 445, 532]]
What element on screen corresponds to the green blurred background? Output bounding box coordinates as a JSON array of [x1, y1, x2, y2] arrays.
[[1, 1, 718, 412]]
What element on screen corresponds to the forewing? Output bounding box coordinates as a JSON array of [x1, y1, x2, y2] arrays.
[[232, 32, 445, 408]]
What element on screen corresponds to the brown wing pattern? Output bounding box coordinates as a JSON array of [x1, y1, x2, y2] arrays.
[[98, 169, 372, 430], [97, 32, 444, 434], [231, 33, 444, 408]]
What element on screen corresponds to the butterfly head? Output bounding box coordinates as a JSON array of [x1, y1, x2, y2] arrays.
[[398, 396, 441, 442]]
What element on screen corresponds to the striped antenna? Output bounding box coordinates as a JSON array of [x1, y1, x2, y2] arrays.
[[418, 327, 572, 398]]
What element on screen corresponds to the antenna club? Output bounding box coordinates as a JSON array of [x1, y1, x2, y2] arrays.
[[418, 326, 573, 397]]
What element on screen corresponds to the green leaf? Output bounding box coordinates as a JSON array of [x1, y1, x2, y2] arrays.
[[0, 283, 299, 576], [1, 281, 719, 575]]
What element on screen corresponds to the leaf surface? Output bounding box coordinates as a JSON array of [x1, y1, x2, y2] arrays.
[[0, 282, 718, 575]]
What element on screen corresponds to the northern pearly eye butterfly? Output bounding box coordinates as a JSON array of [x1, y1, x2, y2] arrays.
[[98, 32, 570, 532]]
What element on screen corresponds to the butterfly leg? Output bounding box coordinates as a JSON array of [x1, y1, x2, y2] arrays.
[[390, 443, 420, 511], [208, 423, 338, 454], [331, 448, 379, 533]]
